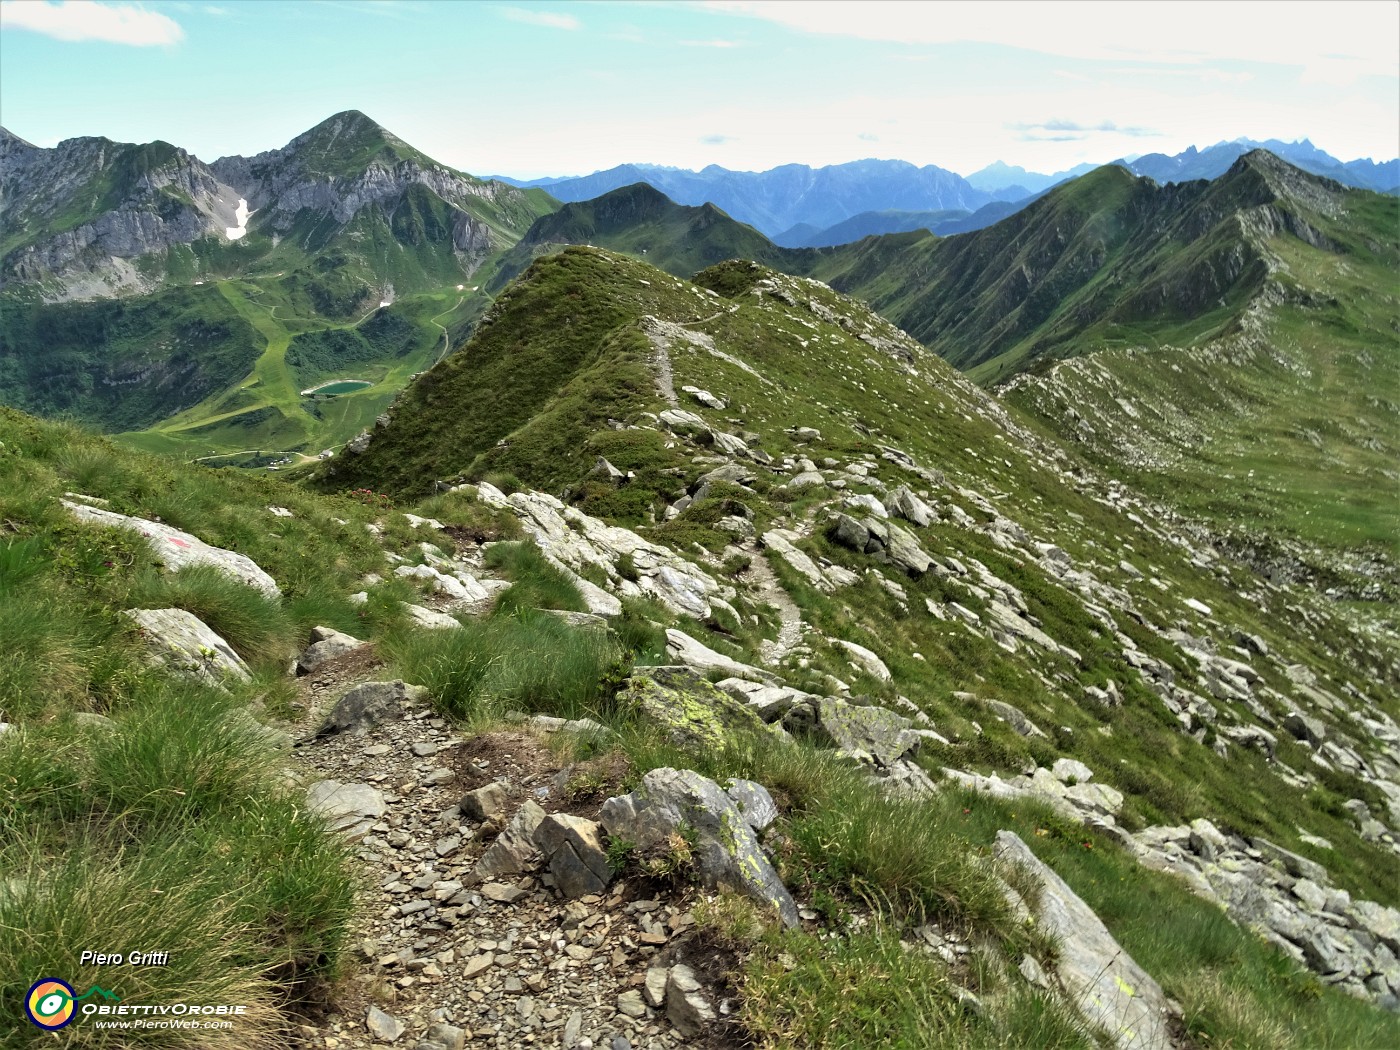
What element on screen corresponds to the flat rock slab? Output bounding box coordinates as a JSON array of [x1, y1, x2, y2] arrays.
[[122, 608, 250, 686], [307, 780, 386, 841], [402, 603, 463, 630], [995, 830, 1178, 1049], [665, 628, 778, 683], [64, 499, 280, 598]]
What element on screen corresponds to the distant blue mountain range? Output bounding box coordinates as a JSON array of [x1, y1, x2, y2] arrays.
[[492, 139, 1396, 246]]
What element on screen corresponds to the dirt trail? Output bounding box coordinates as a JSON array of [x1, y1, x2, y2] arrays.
[[743, 551, 805, 667], [284, 553, 726, 1049]]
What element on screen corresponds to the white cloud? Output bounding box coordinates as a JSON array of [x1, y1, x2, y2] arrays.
[[703, 1, 1398, 84], [0, 0, 184, 45], [498, 6, 580, 31]]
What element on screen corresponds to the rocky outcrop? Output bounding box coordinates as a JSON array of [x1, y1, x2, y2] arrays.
[[601, 767, 799, 927], [620, 666, 770, 753], [122, 608, 250, 686], [1131, 820, 1400, 1007], [63, 499, 281, 598], [996, 830, 1180, 1049], [1, 136, 245, 298], [475, 483, 725, 618]]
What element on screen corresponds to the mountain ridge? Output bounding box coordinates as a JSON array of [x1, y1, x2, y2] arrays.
[[0, 110, 555, 303]]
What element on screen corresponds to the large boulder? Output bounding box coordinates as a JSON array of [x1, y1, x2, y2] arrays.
[[63, 500, 280, 598], [121, 608, 250, 687], [316, 680, 426, 737], [827, 513, 871, 552], [995, 831, 1179, 1049], [878, 520, 934, 576], [296, 626, 366, 675], [619, 666, 770, 753], [884, 486, 936, 527], [601, 768, 799, 927], [811, 697, 921, 768]]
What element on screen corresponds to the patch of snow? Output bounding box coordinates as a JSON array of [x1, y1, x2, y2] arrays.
[[225, 198, 251, 241]]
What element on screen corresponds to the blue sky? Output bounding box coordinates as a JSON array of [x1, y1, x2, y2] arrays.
[[1, 1, 1396, 178]]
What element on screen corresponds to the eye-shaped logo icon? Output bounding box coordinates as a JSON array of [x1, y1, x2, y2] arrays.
[[25, 978, 77, 1030]]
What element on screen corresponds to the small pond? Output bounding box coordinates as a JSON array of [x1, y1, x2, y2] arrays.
[[304, 380, 371, 396]]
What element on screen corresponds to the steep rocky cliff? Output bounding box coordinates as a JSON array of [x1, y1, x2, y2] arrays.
[[0, 131, 245, 298], [0, 111, 553, 302]]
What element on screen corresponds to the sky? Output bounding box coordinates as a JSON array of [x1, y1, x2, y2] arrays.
[[0, 0, 1396, 179]]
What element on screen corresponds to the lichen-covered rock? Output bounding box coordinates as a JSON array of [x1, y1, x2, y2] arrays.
[[619, 666, 771, 753], [725, 778, 779, 832], [995, 830, 1179, 1049], [811, 697, 921, 767], [601, 767, 799, 927], [63, 500, 280, 597], [121, 608, 250, 686]]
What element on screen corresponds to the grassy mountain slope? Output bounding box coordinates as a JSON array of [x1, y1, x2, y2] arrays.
[[1002, 183, 1400, 604], [0, 284, 263, 431], [5, 244, 1398, 1044], [475, 153, 1370, 391], [487, 183, 787, 293], [804, 157, 1289, 379], [0, 112, 558, 461], [324, 248, 1399, 882], [314, 249, 1399, 1045]]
